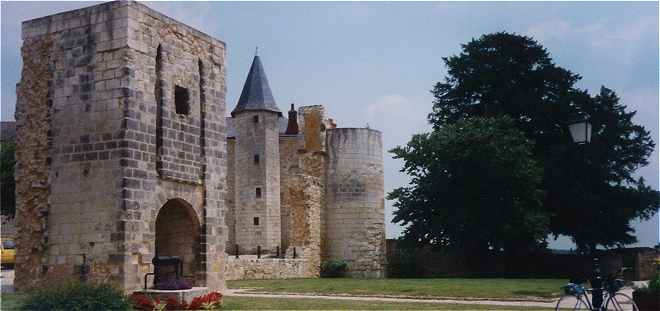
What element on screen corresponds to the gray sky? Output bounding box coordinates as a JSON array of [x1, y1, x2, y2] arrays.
[[1, 1, 658, 248]]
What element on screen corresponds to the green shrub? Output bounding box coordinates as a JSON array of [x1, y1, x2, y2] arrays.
[[21, 281, 132, 311], [648, 275, 660, 292], [320, 260, 348, 277], [634, 274, 660, 295]]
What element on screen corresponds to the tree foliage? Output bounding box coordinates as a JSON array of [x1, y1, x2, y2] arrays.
[[390, 117, 548, 255], [392, 32, 658, 254], [1, 141, 16, 217]]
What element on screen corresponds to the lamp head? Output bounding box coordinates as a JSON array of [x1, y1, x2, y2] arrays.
[[568, 116, 592, 144]]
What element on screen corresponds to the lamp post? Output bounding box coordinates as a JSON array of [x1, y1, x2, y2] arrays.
[[568, 116, 601, 308]]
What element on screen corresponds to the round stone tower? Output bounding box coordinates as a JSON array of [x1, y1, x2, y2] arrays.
[[325, 128, 386, 277]]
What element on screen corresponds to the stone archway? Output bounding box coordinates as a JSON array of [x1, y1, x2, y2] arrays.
[[155, 198, 201, 285]]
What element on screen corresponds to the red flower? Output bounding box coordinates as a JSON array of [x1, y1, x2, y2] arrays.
[[130, 293, 156, 311], [187, 291, 223, 310]]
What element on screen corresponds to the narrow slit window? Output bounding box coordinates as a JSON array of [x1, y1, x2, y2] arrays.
[[253, 115, 259, 123], [254, 154, 260, 164], [175, 85, 190, 115], [253, 217, 259, 226], [255, 187, 262, 198]]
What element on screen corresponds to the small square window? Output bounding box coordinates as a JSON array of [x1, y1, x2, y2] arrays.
[[254, 154, 260, 164], [253, 115, 259, 123], [255, 187, 262, 198], [175, 85, 190, 115], [253, 217, 259, 226]]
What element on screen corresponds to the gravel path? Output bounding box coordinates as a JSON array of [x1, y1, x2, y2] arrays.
[[225, 288, 558, 308]]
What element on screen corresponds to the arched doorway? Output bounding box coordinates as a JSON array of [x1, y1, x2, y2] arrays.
[[155, 199, 201, 285]]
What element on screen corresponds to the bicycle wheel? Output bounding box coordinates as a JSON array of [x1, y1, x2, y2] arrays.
[[604, 292, 639, 311], [555, 295, 591, 310]]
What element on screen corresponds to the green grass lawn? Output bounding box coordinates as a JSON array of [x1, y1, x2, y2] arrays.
[[228, 278, 567, 299], [1, 293, 551, 310], [2, 293, 25, 311]]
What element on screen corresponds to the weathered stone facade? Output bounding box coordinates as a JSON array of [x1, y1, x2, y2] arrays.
[[15, 1, 227, 292], [225, 58, 386, 278]]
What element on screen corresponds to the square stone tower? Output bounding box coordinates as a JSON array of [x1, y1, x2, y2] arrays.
[[15, 1, 227, 291]]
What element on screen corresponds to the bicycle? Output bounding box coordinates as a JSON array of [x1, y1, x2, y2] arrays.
[[555, 269, 639, 311]]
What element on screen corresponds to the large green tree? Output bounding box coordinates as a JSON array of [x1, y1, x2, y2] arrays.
[[393, 32, 658, 254], [390, 116, 548, 256]]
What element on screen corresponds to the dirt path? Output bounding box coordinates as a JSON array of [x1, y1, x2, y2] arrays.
[[225, 288, 558, 308]]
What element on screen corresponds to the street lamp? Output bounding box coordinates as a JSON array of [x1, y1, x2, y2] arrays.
[[568, 115, 601, 308], [568, 116, 592, 145]]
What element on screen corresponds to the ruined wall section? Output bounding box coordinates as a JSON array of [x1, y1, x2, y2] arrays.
[[15, 35, 54, 291], [278, 106, 326, 277], [297, 105, 325, 151], [119, 2, 228, 291], [293, 152, 324, 277], [325, 128, 386, 278], [233, 111, 281, 254], [15, 1, 131, 290], [278, 135, 303, 251]]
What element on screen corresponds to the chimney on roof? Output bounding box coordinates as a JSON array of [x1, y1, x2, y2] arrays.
[[285, 103, 299, 135]]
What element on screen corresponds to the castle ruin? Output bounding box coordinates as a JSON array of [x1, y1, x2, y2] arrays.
[[14, 1, 385, 293], [224, 54, 386, 279]]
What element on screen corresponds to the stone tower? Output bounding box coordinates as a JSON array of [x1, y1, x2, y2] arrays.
[[230, 54, 282, 254], [14, 1, 227, 291], [325, 128, 386, 277]]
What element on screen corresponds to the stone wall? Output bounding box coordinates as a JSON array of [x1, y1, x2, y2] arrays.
[[325, 128, 386, 277], [15, 1, 227, 292], [225, 257, 308, 280], [225, 138, 236, 253], [388, 240, 659, 280]]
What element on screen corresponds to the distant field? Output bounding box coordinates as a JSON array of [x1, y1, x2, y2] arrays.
[[228, 278, 567, 299]]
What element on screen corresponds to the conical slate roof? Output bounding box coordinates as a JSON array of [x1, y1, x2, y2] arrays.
[[231, 55, 282, 116]]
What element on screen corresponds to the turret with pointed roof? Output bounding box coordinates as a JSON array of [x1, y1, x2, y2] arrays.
[[231, 54, 282, 116], [230, 51, 282, 253]]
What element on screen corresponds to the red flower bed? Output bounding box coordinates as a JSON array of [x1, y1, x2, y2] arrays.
[[130, 291, 223, 310], [188, 292, 223, 310]]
